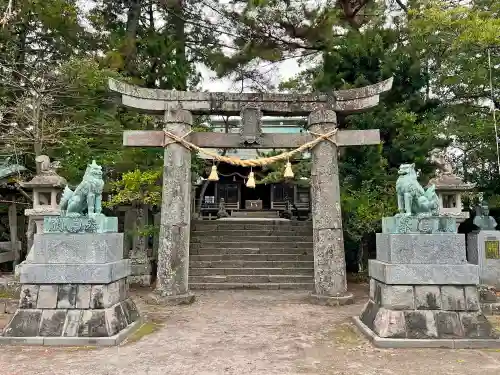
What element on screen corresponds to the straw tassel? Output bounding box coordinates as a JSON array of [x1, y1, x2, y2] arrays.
[[208, 165, 219, 181], [283, 160, 294, 178], [246, 171, 256, 188]]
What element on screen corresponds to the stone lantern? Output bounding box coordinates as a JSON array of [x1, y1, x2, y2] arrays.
[[428, 172, 475, 224], [21, 155, 67, 252]]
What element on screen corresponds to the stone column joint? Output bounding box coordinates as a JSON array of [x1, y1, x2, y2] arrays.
[[308, 109, 337, 128], [164, 109, 193, 125]]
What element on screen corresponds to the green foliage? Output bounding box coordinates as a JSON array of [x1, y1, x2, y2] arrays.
[[106, 169, 162, 208]]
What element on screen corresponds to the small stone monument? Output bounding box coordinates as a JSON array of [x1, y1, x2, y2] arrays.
[[467, 201, 500, 314], [354, 163, 498, 348], [1, 160, 141, 346], [21, 155, 67, 256], [427, 155, 474, 224]]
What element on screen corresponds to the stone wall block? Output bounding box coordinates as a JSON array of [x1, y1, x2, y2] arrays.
[[39, 310, 67, 337], [18, 285, 39, 309], [121, 299, 140, 325], [102, 281, 121, 307], [404, 311, 438, 339], [360, 300, 379, 330], [76, 285, 91, 309], [36, 285, 58, 309], [381, 285, 414, 310], [2, 309, 42, 337], [441, 286, 466, 311], [62, 310, 82, 337], [459, 312, 498, 339], [414, 286, 442, 310], [78, 310, 108, 337], [373, 308, 407, 338], [57, 284, 77, 308], [90, 285, 104, 309], [105, 303, 128, 336], [464, 286, 480, 311], [435, 311, 464, 338]]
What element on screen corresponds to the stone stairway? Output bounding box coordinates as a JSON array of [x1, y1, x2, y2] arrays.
[[190, 220, 314, 289]]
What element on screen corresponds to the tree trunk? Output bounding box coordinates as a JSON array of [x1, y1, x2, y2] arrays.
[[168, 0, 187, 90], [121, 0, 142, 76]]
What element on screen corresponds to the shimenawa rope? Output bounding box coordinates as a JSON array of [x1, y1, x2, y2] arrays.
[[162, 128, 338, 168]]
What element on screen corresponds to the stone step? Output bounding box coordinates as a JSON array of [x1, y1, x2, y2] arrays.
[[191, 247, 312, 255], [191, 241, 313, 250], [190, 254, 314, 262], [191, 235, 313, 243], [230, 211, 281, 218], [191, 230, 312, 237], [190, 260, 313, 268], [189, 267, 314, 276], [189, 282, 314, 290], [189, 275, 313, 284], [191, 222, 312, 232]]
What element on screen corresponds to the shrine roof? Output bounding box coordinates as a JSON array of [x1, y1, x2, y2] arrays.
[[21, 173, 67, 189], [428, 173, 475, 191]]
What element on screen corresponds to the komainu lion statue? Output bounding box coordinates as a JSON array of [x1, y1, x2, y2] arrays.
[[60, 160, 104, 217], [396, 163, 439, 216]]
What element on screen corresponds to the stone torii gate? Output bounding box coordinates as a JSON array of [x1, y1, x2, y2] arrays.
[[109, 77, 393, 305]]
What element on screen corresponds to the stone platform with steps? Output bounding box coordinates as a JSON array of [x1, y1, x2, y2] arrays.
[[190, 220, 314, 290]]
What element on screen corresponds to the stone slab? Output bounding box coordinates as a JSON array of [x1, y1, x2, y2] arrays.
[[368, 260, 479, 285], [19, 260, 131, 284], [146, 292, 195, 306], [353, 316, 500, 349], [31, 233, 124, 264], [382, 216, 456, 234], [467, 230, 500, 288], [376, 233, 466, 264], [0, 319, 142, 346], [308, 293, 354, 306], [44, 215, 118, 234]]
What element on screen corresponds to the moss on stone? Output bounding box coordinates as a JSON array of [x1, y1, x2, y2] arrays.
[[328, 323, 362, 346], [0, 290, 16, 299], [124, 321, 163, 345]]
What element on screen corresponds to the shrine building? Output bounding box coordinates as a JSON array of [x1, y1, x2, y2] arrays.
[[194, 116, 311, 219]]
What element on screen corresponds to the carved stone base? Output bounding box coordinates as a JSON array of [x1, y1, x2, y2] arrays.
[[1, 279, 140, 344], [357, 279, 497, 344], [308, 293, 354, 306]]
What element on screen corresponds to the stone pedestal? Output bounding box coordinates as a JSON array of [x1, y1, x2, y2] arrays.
[[355, 217, 499, 348], [0, 216, 141, 346]]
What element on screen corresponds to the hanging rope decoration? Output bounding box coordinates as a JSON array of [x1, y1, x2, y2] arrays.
[[163, 128, 339, 187]]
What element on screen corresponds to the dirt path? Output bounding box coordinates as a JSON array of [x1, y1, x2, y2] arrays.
[[1, 287, 500, 375]]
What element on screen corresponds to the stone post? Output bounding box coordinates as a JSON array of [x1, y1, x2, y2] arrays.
[[308, 109, 353, 306], [151, 109, 195, 304]]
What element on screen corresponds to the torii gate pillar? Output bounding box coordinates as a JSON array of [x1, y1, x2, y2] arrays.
[[150, 109, 195, 305], [309, 110, 352, 305]]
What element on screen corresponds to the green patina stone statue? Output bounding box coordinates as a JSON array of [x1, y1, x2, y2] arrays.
[[473, 200, 497, 231], [43, 160, 117, 233], [395, 163, 439, 216], [382, 163, 456, 234], [60, 160, 104, 217]]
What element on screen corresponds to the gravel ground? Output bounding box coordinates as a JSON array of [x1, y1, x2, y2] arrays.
[[1, 285, 500, 375]]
